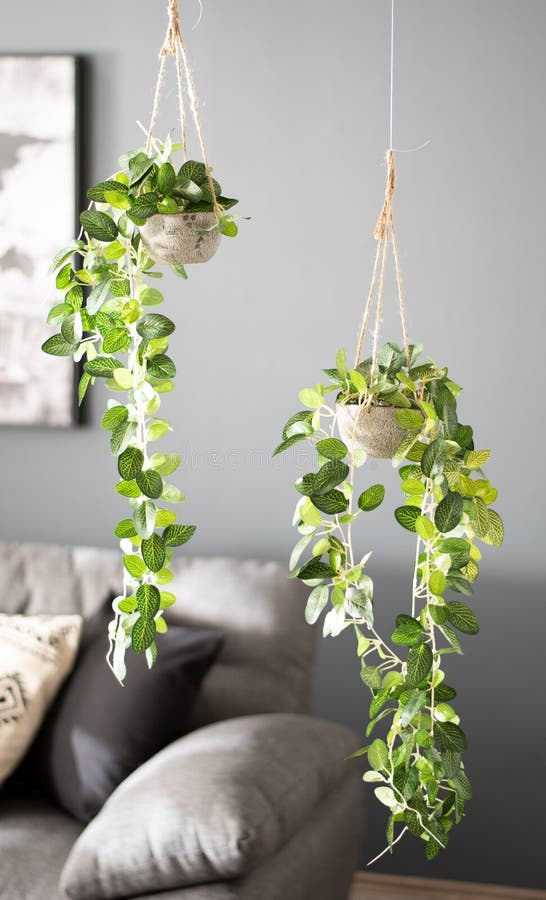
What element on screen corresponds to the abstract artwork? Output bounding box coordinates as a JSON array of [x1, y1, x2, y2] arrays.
[[0, 55, 80, 426]]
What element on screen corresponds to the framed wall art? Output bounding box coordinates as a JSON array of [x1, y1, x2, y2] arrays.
[[0, 54, 81, 426]]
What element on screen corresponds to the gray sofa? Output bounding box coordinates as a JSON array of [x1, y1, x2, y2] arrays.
[[0, 543, 363, 900]]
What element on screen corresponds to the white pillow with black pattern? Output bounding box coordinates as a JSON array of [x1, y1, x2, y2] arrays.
[[0, 613, 82, 783]]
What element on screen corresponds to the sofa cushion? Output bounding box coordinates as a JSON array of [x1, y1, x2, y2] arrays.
[[60, 713, 361, 899], [0, 793, 82, 900], [30, 598, 222, 823], [0, 613, 81, 783], [0, 543, 314, 727]]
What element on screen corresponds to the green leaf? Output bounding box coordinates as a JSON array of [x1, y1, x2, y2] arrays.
[[178, 159, 207, 183], [374, 786, 397, 808], [141, 533, 166, 572], [273, 433, 308, 456], [116, 480, 141, 498], [446, 600, 479, 635], [148, 354, 176, 379], [446, 573, 474, 596], [305, 584, 329, 624], [316, 438, 348, 460], [131, 616, 157, 654], [136, 469, 163, 499], [299, 388, 323, 409], [483, 509, 504, 547], [160, 591, 176, 609], [49, 241, 85, 274], [87, 179, 129, 202], [312, 460, 349, 494], [415, 728, 434, 748], [429, 570, 447, 596], [87, 278, 111, 315], [400, 689, 427, 727], [111, 277, 131, 298], [129, 192, 159, 219], [161, 483, 185, 503], [157, 162, 176, 194], [123, 554, 146, 578], [114, 519, 137, 539], [171, 263, 188, 279], [358, 484, 385, 511], [78, 372, 91, 406], [336, 348, 348, 379], [118, 446, 144, 480], [110, 421, 137, 455], [140, 287, 164, 306], [297, 558, 334, 581], [311, 490, 348, 514], [453, 771, 473, 800], [421, 438, 447, 478], [41, 334, 77, 357], [415, 516, 436, 541], [392, 614, 424, 647], [368, 738, 389, 771], [163, 524, 196, 547], [150, 453, 180, 476], [394, 409, 424, 431], [129, 152, 154, 187], [101, 405, 129, 430], [103, 327, 129, 353], [136, 583, 161, 619], [394, 505, 420, 532], [80, 210, 119, 242], [118, 597, 137, 613], [407, 642, 433, 686], [436, 721, 467, 753], [361, 665, 382, 690], [134, 500, 156, 539], [47, 303, 72, 325], [65, 285, 84, 310], [465, 449, 491, 469], [137, 314, 175, 340], [84, 356, 122, 378], [435, 492, 464, 533]]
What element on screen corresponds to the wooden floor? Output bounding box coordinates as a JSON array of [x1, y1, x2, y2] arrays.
[[350, 873, 546, 900]]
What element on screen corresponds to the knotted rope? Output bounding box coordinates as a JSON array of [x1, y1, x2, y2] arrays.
[[145, 0, 220, 220], [352, 149, 411, 383]]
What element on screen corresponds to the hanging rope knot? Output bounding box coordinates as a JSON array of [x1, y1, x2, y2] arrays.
[[146, 0, 221, 221], [374, 149, 396, 241], [161, 0, 182, 56], [352, 147, 410, 374]]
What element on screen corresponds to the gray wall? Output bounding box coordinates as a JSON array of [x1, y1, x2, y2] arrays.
[[2, 0, 545, 889]]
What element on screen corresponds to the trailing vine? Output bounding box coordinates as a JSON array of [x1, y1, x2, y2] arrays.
[[43, 137, 239, 680], [274, 340, 503, 860]]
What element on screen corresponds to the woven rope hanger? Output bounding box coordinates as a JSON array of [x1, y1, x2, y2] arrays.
[[145, 0, 220, 221], [352, 148, 411, 382], [352, 0, 413, 392]]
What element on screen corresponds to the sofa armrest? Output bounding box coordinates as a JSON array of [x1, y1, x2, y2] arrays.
[[60, 713, 361, 900]]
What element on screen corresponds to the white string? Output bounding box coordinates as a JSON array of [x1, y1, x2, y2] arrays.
[[192, 0, 204, 30], [389, 0, 394, 149], [388, 3, 430, 155]]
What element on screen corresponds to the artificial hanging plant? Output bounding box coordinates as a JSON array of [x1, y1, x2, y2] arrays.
[[42, 0, 242, 681], [274, 151, 504, 862]]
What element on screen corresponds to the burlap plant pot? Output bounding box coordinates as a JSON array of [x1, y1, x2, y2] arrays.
[[336, 402, 407, 459], [140, 212, 221, 265]]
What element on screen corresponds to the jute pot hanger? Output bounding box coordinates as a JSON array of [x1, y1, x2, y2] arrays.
[[336, 147, 412, 458], [140, 0, 222, 264]]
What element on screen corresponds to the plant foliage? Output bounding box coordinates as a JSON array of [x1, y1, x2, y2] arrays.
[[275, 341, 503, 860], [42, 136, 240, 681]]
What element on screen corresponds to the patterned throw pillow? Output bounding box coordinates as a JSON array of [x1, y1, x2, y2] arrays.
[[0, 613, 82, 783]]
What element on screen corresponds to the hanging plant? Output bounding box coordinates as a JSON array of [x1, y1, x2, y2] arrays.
[[274, 151, 504, 861], [42, 0, 242, 681]]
